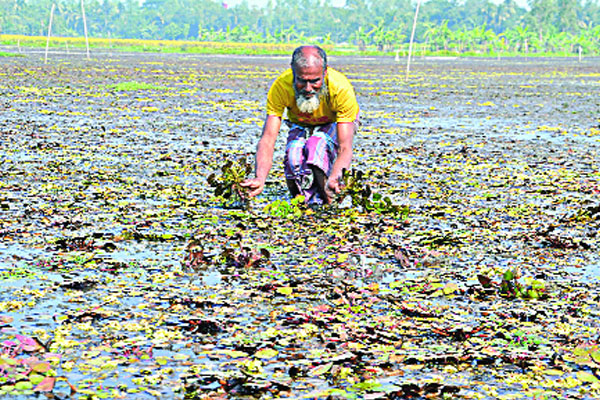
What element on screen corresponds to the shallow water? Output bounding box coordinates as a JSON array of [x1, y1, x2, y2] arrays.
[[0, 52, 599, 399]]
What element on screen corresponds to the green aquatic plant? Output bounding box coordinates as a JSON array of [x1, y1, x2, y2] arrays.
[[477, 269, 548, 300], [0, 334, 66, 396], [0, 267, 35, 280], [106, 81, 169, 91], [207, 157, 253, 209], [263, 196, 306, 219], [338, 168, 409, 219]]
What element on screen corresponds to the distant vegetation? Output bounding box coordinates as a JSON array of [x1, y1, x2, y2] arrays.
[[0, 51, 23, 57], [0, 0, 599, 56], [106, 81, 170, 91]]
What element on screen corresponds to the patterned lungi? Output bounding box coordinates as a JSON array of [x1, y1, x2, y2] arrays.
[[283, 121, 339, 204]]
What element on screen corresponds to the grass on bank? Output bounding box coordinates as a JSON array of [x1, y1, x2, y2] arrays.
[[0, 34, 303, 56], [0, 51, 24, 57], [0, 34, 595, 58]]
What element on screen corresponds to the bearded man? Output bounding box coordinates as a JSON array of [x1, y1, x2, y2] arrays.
[[241, 45, 360, 204]]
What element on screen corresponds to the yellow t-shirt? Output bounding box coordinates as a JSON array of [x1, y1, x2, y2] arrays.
[[266, 67, 359, 126]]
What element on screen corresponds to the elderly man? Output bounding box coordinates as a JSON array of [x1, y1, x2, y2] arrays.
[[241, 45, 359, 205]]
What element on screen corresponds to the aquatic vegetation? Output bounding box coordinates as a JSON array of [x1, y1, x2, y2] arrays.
[[338, 168, 409, 219], [106, 81, 170, 91], [0, 53, 598, 399], [207, 157, 253, 209], [262, 195, 306, 219]]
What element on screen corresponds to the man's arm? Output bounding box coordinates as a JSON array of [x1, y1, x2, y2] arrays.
[[324, 121, 355, 202], [240, 115, 282, 198]]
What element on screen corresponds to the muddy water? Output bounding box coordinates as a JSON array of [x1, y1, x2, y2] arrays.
[[1, 52, 599, 399]]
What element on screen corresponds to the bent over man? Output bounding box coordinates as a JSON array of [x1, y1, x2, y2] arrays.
[[241, 45, 359, 204]]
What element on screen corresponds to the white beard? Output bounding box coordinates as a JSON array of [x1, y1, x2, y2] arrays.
[[295, 84, 328, 114], [296, 94, 321, 114]]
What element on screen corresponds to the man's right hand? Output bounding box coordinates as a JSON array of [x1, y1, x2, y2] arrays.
[[324, 175, 344, 204], [241, 115, 281, 200], [240, 177, 265, 199]]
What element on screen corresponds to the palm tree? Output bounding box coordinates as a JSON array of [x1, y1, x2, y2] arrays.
[[421, 22, 438, 52], [368, 19, 392, 51], [352, 26, 372, 51], [427, 20, 452, 51], [505, 24, 533, 53]]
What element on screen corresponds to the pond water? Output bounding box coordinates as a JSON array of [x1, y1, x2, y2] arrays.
[[0, 52, 599, 399]]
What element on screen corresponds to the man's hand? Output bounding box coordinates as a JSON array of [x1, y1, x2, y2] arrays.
[[240, 177, 265, 199], [325, 122, 354, 203], [324, 175, 343, 203], [241, 115, 281, 199]]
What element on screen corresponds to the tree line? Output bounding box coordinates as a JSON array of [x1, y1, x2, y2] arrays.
[[1, 0, 599, 54]]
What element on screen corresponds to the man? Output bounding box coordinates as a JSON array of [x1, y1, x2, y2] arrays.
[[241, 45, 359, 205]]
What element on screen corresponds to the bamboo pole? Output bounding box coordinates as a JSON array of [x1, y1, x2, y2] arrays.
[[44, 3, 56, 64], [81, 0, 90, 60], [406, 0, 421, 81]]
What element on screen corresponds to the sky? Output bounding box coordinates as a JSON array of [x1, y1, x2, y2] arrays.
[[224, 0, 530, 8]]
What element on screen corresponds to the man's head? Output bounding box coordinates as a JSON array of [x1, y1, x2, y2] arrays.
[[291, 46, 328, 114]]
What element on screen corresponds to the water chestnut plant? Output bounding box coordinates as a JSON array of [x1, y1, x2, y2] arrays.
[[207, 157, 253, 209], [337, 168, 409, 219]]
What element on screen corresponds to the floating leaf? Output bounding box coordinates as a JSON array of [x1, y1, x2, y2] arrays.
[[443, 282, 459, 295], [477, 274, 493, 288], [31, 361, 51, 373], [255, 348, 278, 359], [15, 381, 33, 391], [34, 377, 56, 392], [277, 287, 293, 296], [310, 362, 333, 376], [576, 371, 599, 383]]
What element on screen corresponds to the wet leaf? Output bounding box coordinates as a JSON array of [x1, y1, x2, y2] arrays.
[[33, 377, 55, 392], [310, 362, 333, 376], [255, 348, 278, 359], [576, 371, 599, 383], [277, 287, 293, 296]]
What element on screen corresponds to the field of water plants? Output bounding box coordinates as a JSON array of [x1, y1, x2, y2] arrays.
[[1, 51, 599, 399]]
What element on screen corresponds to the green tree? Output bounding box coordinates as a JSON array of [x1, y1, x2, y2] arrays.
[[426, 20, 453, 51], [557, 0, 580, 33], [0, 0, 598, 57], [491, 0, 525, 33]]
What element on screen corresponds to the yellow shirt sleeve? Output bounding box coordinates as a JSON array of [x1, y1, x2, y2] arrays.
[[327, 69, 360, 123]]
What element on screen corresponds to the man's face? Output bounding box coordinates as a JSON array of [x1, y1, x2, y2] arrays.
[[293, 64, 325, 97], [293, 63, 326, 114]]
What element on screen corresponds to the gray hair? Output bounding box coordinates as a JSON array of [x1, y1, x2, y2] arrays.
[[291, 46, 328, 72]]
